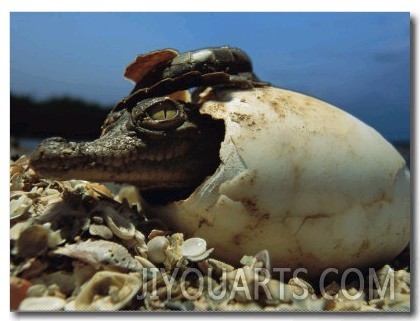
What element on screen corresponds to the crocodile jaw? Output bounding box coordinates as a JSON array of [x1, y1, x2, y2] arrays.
[[29, 129, 224, 191], [29, 135, 194, 189]]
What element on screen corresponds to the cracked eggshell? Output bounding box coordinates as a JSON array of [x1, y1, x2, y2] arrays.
[[147, 86, 410, 278]]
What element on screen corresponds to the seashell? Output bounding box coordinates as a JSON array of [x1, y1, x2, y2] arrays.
[[146, 233, 184, 269], [197, 258, 234, 280], [185, 248, 214, 262], [181, 237, 214, 262], [383, 292, 410, 311], [225, 266, 257, 303], [17, 224, 48, 258], [34, 198, 70, 223], [115, 185, 143, 210], [89, 223, 113, 240], [53, 239, 142, 271], [18, 296, 66, 311], [122, 230, 148, 256], [10, 220, 32, 241], [74, 271, 142, 311], [103, 207, 135, 240], [31, 271, 76, 296], [147, 236, 169, 264], [43, 223, 65, 248], [148, 229, 166, 239], [72, 263, 97, 296], [146, 86, 410, 278], [26, 284, 48, 298], [91, 215, 104, 224], [10, 276, 32, 310], [324, 288, 365, 311], [16, 258, 49, 279], [10, 172, 24, 191], [288, 277, 315, 296], [181, 237, 207, 257], [263, 279, 294, 305], [135, 255, 156, 269], [10, 195, 32, 222], [86, 182, 114, 199]]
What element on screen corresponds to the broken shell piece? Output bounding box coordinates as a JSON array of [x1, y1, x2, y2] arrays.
[[89, 224, 113, 240], [18, 296, 66, 311], [74, 271, 142, 311], [86, 182, 114, 199], [104, 207, 135, 240], [44, 223, 65, 248], [10, 173, 23, 191], [135, 256, 156, 269], [10, 195, 32, 222], [288, 277, 315, 296], [147, 236, 169, 264], [122, 230, 148, 256], [53, 239, 142, 272]]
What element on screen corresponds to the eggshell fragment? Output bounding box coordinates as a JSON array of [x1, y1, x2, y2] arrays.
[[146, 86, 410, 278]]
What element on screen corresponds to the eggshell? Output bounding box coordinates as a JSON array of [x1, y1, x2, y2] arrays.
[[147, 86, 410, 278]]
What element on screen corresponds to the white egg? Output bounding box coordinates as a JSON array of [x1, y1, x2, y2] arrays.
[[147, 86, 410, 278]]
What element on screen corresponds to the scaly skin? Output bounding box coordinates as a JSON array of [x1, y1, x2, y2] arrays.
[[30, 46, 264, 195], [30, 97, 225, 192]]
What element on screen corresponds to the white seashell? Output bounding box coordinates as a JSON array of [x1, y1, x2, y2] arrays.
[[185, 248, 214, 262], [18, 296, 66, 311], [104, 207, 135, 240], [10, 195, 32, 221], [146, 236, 169, 264], [146, 86, 410, 278], [74, 271, 142, 311], [53, 239, 142, 271], [181, 237, 207, 257], [181, 237, 214, 261], [89, 223, 113, 239]]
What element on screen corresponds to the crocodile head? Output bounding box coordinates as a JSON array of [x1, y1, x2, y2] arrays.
[[29, 46, 264, 198], [30, 97, 225, 193]]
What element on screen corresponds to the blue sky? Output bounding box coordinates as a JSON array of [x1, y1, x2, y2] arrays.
[[10, 12, 410, 141]]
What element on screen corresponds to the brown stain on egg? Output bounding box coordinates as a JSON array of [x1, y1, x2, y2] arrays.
[[355, 240, 370, 258]]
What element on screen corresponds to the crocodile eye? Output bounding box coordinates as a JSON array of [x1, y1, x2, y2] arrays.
[[146, 103, 178, 121], [131, 97, 187, 131]]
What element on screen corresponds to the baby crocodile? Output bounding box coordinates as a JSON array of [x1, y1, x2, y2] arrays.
[[29, 46, 265, 197]]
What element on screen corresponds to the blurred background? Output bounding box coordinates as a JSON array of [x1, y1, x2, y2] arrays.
[[10, 12, 410, 165]]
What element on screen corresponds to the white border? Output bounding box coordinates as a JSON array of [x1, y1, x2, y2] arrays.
[[2, 1, 418, 321]]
